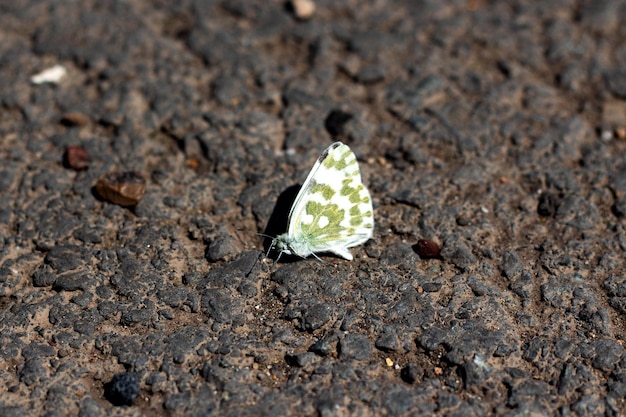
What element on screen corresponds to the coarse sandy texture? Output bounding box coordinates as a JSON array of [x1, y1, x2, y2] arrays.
[[1, 0, 626, 416]]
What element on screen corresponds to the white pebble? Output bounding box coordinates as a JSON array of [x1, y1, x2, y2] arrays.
[[31, 64, 67, 84]]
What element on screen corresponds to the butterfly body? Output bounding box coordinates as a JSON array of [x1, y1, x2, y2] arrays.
[[272, 142, 374, 260]]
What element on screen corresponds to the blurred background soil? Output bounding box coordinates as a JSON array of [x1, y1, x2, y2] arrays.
[[1, 1, 626, 416]]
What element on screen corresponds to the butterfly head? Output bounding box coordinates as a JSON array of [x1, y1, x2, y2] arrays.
[[269, 233, 313, 260]]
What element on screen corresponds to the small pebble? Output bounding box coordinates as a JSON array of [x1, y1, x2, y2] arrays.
[[537, 192, 559, 217], [291, 0, 315, 20], [31, 64, 67, 84], [456, 215, 470, 226], [105, 372, 140, 406], [95, 171, 146, 207], [65, 145, 90, 170], [414, 239, 441, 258], [324, 110, 353, 136], [601, 129, 613, 141], [401, 363, 422, 384], [61, 112, 91, 126]]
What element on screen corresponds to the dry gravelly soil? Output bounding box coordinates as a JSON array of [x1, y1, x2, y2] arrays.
[[1, 0, 626, 416]]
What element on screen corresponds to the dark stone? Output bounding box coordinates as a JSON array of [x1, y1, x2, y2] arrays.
[[73, 225, 104, 244], [557, 362, 595, 396], [324, 110, 353, 136], [591, 339, 624, 371], [511, 379, 552, 397], [19, 358, 49, 386], [609, 367, 626, 398], [79, 397, 104, 417], [53, 271, 92, 292], [540, 280, 570, 309], [606, 70, 626, 99], [510, 271, 533, 300], [467, 276, 498, 296], [166, 327, 211, 363], [157, 286, 189, 308], [579, 0, 620, 33], [182, 272, 203, 287], [301, 303, 334, 332], [442, 246, 477, 271], [117, 249, 144, 281], [201, 288, 244, 324], [32, 266, 57, 287], [104, 372, 140, 406], [338, 334, 372, 361], [421, 282, 442, 292], [537, 192, 560, 217], [400, 363, 422, 384], [0, 167, 17, 193], [610, 164, 626, 194], [205, 235, 240, 262], [339, 309, 360, 331], [74, 321, 95, 336], [49, 303, 81, 328], [418, 326, 448, 351], [460, 354, 491, 386], [554, 337, 574, 360], [456, 215, 470, 226], [213, 73, 249, 106], [615, 198, 626, 217], [570, 394, 607, 416], [97, 301, 119, 319], [0, 333, 25, 360], [356, 65, 385, 84], [285, 352, 318, 368], [237, 275, 259, 297], [199, 251, 261, 289], [522, 337, 548, 362], [375, 331, 400, 352], [201, 363, 230, 390], [380, 242, 419, 267], [21, 342, 56, 360], [500, 249, 522, 279], [382, 384, 436, 415], [309, 336, 335, 357], [185, 292, 201, 314], [45, 245, 87, 272], [164, 391, 192, 412], [0, 406, 28, 417], [120, 308, 154, 327]]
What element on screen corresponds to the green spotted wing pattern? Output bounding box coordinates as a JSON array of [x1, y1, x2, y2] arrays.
[[273, 142, 374, 260]]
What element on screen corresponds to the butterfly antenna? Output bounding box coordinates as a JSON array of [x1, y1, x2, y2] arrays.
[[253, 231, 277, 259]]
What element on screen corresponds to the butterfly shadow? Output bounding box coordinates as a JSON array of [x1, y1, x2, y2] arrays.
[[263, 184, 303, 263]]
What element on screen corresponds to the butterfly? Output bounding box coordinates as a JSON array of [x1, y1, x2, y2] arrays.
[[271, 142, 374, 260]]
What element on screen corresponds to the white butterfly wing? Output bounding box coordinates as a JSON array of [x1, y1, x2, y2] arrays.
[[285, 142, 374, 259]]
